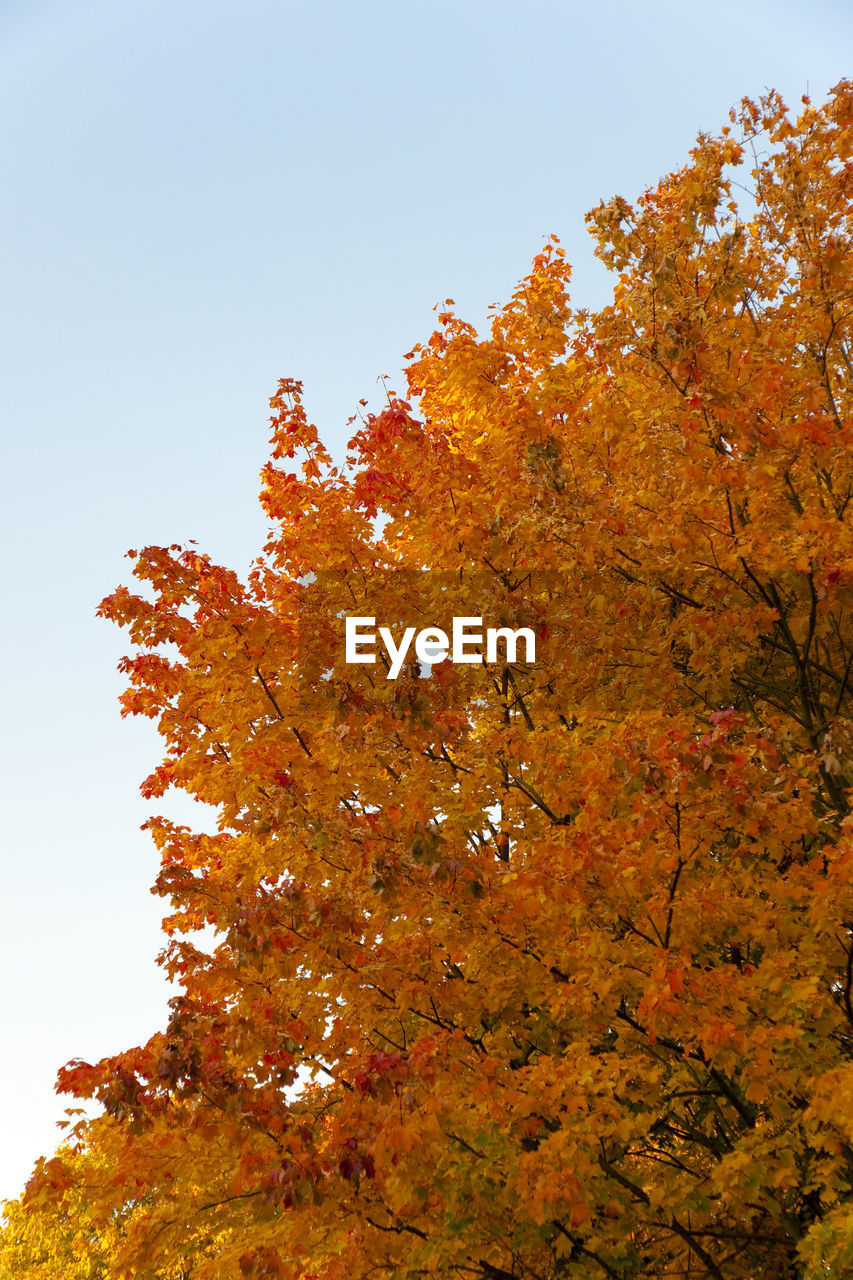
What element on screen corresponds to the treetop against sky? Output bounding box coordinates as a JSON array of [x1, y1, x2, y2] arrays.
[[3, 0, 852, 1211], [4, 82, 853, 1279]]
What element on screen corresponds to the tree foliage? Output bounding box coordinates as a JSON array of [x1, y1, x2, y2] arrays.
[[5, 83, 853, 1279]]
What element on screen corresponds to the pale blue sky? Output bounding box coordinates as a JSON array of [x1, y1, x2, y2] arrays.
[[2, 0, 851, 1202]]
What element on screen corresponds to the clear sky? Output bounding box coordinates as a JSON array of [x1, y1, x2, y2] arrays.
[[2, 0, 852, 1203]]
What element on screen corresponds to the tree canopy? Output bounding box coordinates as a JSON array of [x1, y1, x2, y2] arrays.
[[5, 82, 853, 1280]]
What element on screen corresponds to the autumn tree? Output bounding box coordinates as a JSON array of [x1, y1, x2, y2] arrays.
[[5, 82, 853, 1280]]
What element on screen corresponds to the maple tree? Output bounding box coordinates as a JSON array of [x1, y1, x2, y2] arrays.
[[5, 81, 853, 1279]]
